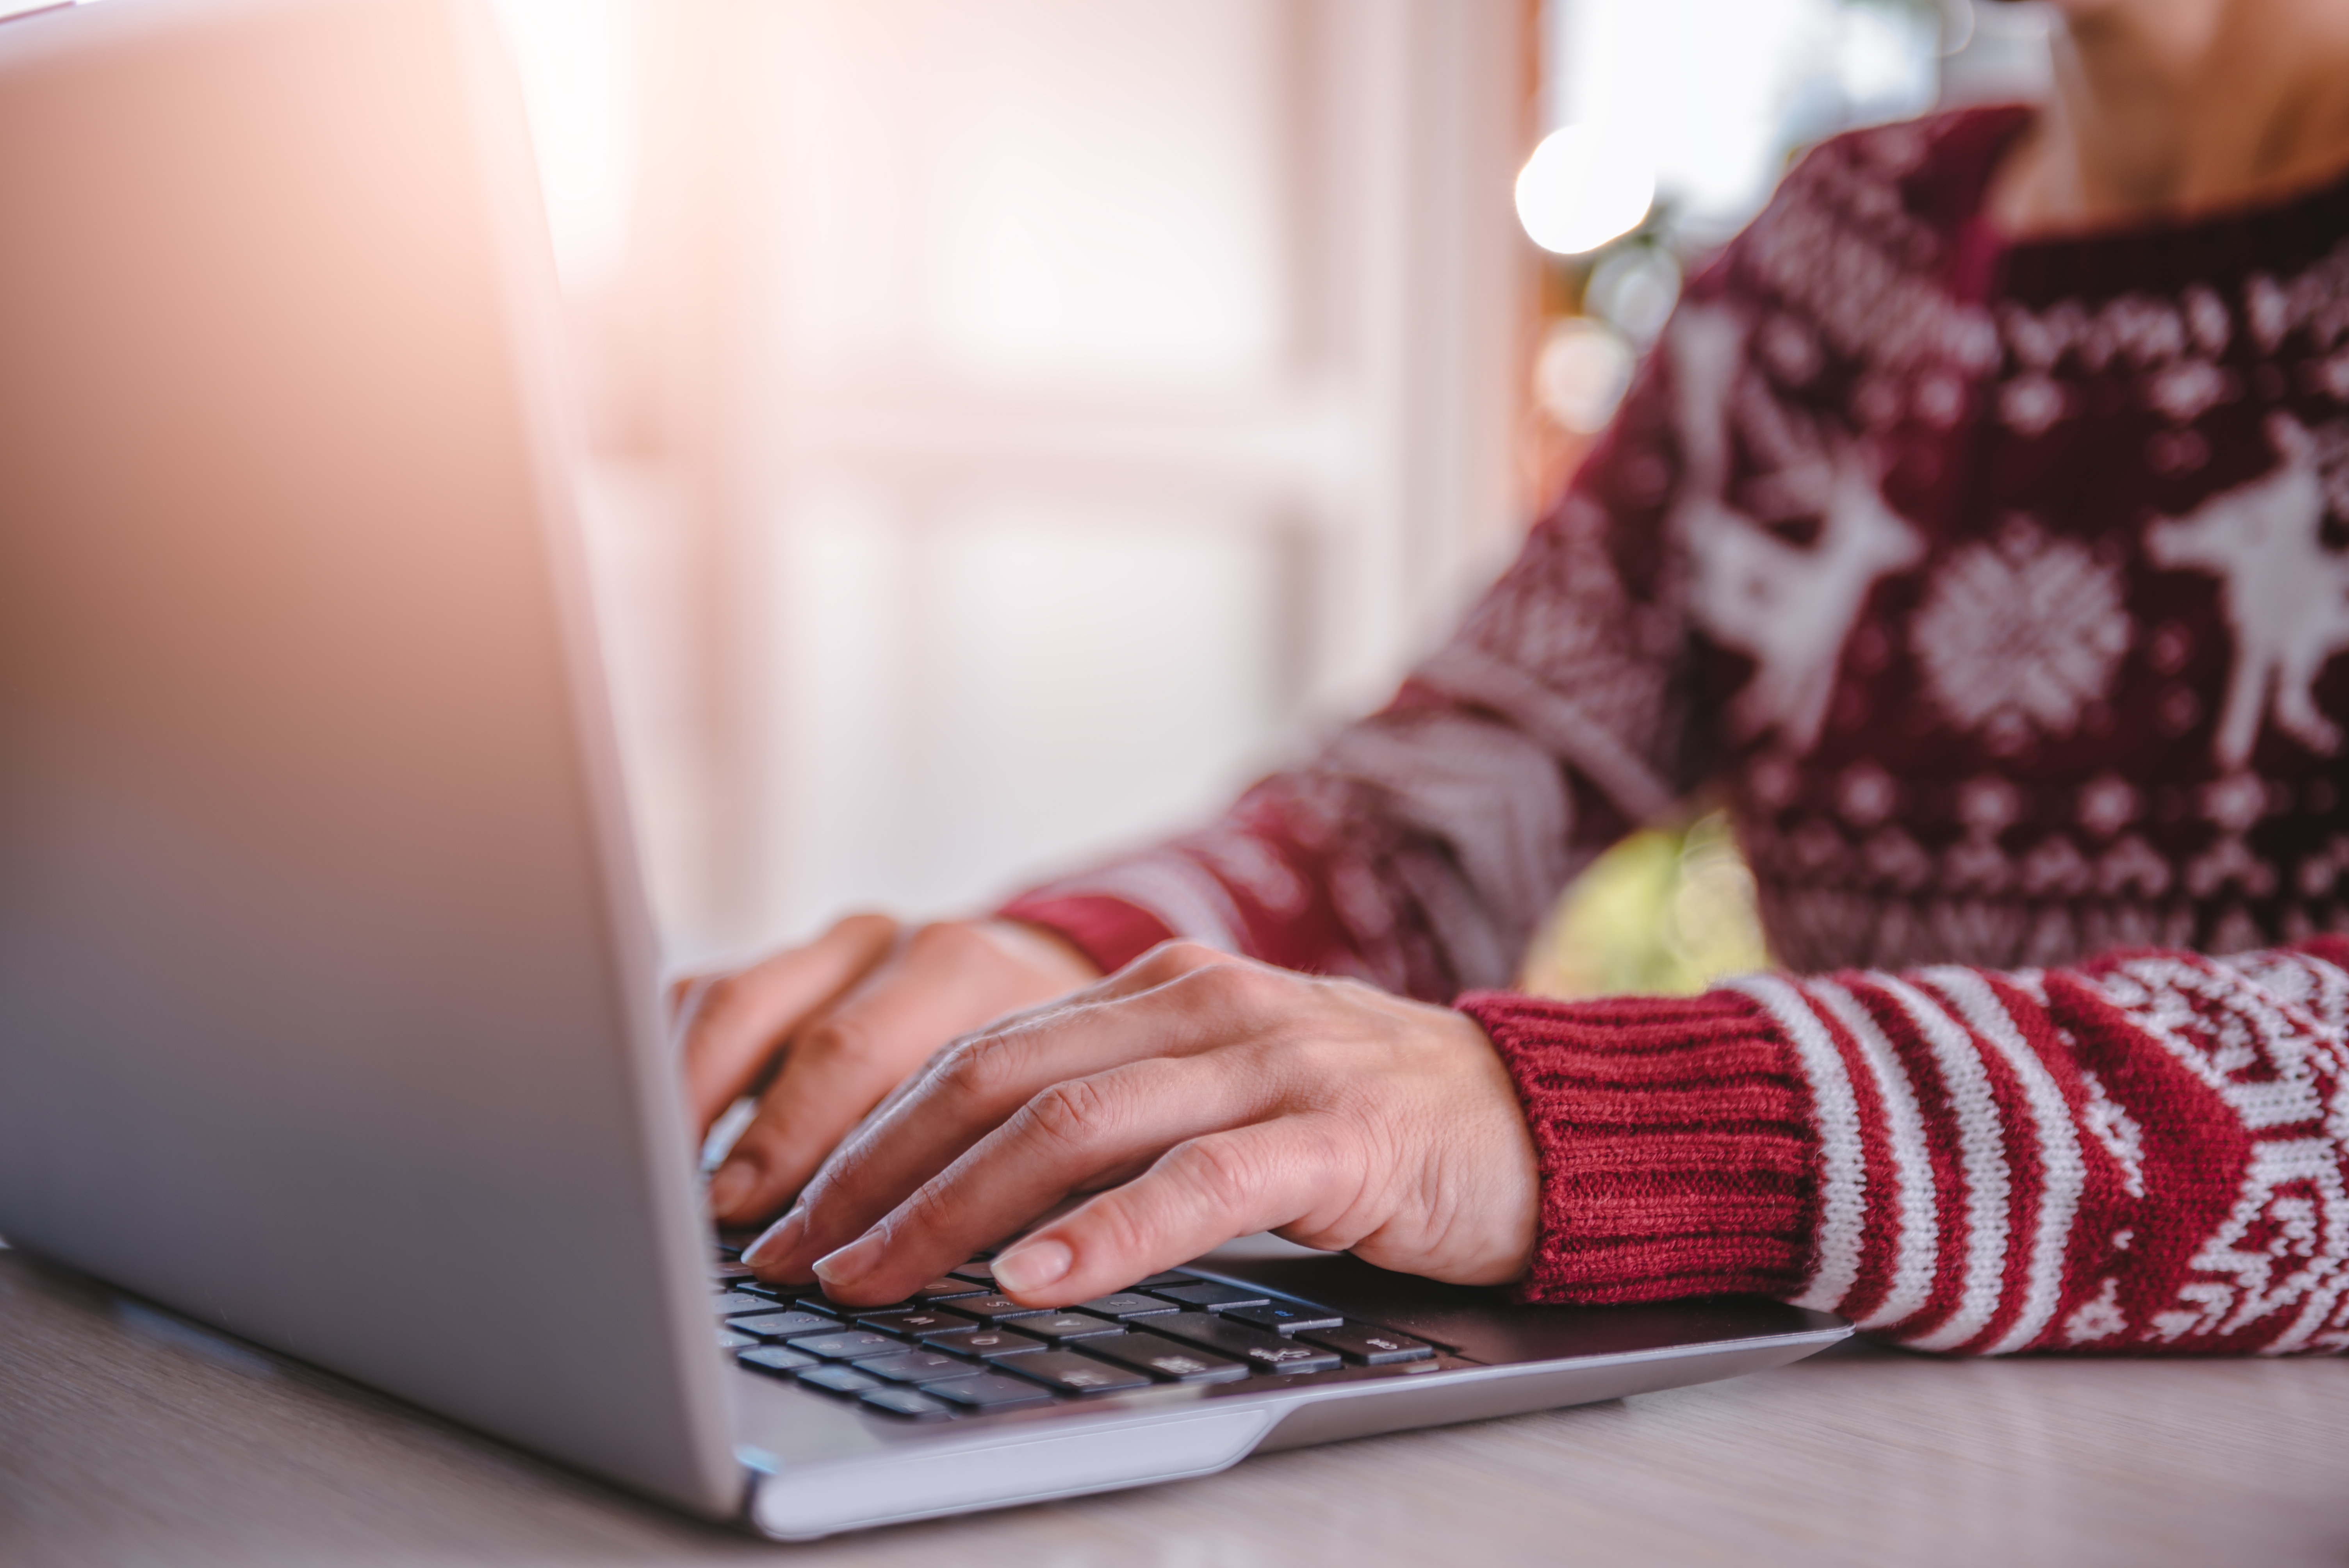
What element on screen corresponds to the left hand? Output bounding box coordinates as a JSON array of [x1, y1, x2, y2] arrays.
[[739, 941, 1541, 1308]]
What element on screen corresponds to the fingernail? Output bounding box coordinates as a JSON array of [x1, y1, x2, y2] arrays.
[[811, 1229, 885, 1290], [706, 1160, 754, 1220], [741, 1206, 804, 1269], [991, 1238, 1072, 1294]]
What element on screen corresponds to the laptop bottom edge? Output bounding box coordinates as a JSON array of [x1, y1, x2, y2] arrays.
[[742, 1326, 1845, 1540]]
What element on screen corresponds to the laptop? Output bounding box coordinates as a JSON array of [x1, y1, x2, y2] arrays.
[[0, 0, 1848, 1539]]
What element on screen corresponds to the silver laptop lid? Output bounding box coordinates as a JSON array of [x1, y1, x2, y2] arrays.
[[0, 0, 739, 1516]]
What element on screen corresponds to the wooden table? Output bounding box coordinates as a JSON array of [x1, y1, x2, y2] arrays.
[[3, 1247, 2341, 1566]]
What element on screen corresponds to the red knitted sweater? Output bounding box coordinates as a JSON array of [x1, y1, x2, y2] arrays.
[[1002, 108, 2349, 1354]]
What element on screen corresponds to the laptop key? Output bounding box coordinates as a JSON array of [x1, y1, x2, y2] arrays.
[[731, 1280, 795, 1301], [1075, 1292, 1180, 1320], [793, 1289, 910, 1316], [711, 1261, 756, 1283], [728, 1310, 840, 1340], [786, 1330, 904, 1361], [857, 1307, 976, 1336], [923, 1373, 1056, 1411], [713, 1290, 784, 1317], [1000, 1311, 1121, 1343], [913, 1278, 991, 1301], [1297, 1324, 1434, 1365], [736, 1345, 820, 1376], [859, 1386, 956, 1420], [1130, 1271, 1200, 1290], [934, 1293, 1044, 1324], [1146, 1281, 1271, 1310], [921, 1326, 1047, 1358], [796, 1364, 884, 1395], [717, 1327, 759, 1350], [1147, 1312, 1341, 1373], [947, 1260, 997, 1285], [1220, 1303, 1344, 1335], [852, 1350, 972, 1384], [1082, 1331, 1251, 1384], [1000, 1350, 1152, 1395]]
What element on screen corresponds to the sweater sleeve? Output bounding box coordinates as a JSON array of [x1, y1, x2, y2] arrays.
[[1000, 346, 1705, 1001], [1460, 935, 2349, 1355]]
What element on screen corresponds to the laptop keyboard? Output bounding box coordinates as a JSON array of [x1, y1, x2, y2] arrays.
[[712, 1239, 1440, 1422]]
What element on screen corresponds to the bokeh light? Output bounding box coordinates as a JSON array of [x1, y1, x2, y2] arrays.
[[1513, 125, 1655, 256]]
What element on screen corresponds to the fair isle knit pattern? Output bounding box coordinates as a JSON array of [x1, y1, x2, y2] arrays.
[[1462, 937, 2349, 1355], [1000, 107, 2349, 1351]]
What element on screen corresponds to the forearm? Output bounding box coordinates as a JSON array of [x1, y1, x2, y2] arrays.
[[1464, 937, 2349, 1355]]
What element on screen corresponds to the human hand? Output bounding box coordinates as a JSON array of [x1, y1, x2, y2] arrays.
[[677, 915, 1101, 1228], [739, 942, 1540, 1306]]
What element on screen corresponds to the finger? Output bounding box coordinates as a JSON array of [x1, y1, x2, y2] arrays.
[[994, 1117, 1360, 1307], [752, 954, 1285, 1277], [793, 921, 1123, 1153], [678, 914, 897, 1132], [799, 1051, 1268, 1304], [856, 934, 1224, 1119], [715, 920, 1079, 1231]]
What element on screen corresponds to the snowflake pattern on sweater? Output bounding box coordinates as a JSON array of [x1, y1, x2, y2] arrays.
[[1000, 108, 2349, 1352]]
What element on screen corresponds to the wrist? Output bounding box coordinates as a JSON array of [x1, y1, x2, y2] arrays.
[[975, 917, 1103, 986], [1450, 1004, 1542, 1285], [993, 894, 1178, 976]]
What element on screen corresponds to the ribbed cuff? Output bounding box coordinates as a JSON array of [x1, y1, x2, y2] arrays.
[[1458, 988, 1820, 1306], [995, 894, 1180, 978]]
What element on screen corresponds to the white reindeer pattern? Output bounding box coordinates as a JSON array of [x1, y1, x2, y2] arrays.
[[2146, 412, 2349, 768], [1674, 306, 1926, 752]]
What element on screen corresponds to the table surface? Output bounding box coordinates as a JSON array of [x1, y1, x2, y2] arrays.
[[3, 1248, 2342, 1568]]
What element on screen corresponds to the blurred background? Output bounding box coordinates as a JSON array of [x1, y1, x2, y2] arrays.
[[476, 0, 2056, 991]]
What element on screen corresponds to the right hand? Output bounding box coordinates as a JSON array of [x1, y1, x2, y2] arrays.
[[676, 915, 1101, 1228]]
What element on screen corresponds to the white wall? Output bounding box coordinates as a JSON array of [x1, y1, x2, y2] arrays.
[[502, 0, 1533, 968]]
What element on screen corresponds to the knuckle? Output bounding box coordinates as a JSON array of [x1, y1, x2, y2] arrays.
[[1296, 1108, 1364, 1166], [1185, 959, 1276, 1012], [689, 972, 768, 1037], [725, 1113, 795, 1171], [905, 919, 986, 969], [1019, 1076, 1116, 1153], [1131, 939, 1215, 982], [894, 1180, 955, 1241], [793, 1012, 866, 1064], [1122, 944, 1183, 985], [1084, 1188, 1155, 1260], [1166, 1136, 1257, 1212], [1281, 1032, 1355, 1084], [933, 1034, 1013, 1103], [832, 910, 898, 944]]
